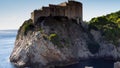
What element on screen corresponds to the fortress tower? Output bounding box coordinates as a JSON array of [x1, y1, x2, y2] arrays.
[[31, 0, 83, 24]]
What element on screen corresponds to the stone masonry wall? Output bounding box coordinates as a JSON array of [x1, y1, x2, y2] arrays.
[[31, 1, 82, 23]]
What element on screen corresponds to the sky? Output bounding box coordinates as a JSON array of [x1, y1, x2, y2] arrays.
[[0, 0, 120, 30]]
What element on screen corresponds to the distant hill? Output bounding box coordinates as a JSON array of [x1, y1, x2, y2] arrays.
[[89, 10, 120, 46]]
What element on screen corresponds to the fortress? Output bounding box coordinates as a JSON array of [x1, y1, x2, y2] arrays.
[[31, 0, 83, 23]]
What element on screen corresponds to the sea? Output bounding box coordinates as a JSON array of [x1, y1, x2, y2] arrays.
[[0, 30, 115, 68]]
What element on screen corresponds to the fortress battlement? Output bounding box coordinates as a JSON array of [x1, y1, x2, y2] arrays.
[[31, 0, 83, 23]]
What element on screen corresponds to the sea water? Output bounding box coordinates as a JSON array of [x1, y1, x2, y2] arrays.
[[0, 30, 114, 68], [0, 30, 17, 68]]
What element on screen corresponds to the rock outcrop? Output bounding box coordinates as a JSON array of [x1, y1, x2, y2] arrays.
[[90, 29, 120, 60], [88, 10, 120, 60], [10, 16, 120, 68], [10, 17, 92, 67], [114, 61, 120, 68]]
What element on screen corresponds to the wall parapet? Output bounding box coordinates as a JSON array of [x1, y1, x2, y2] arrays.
[[31, 1, 83, 23]]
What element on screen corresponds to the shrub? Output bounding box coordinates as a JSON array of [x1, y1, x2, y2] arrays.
[[22, 19, 34, 35], [49, 33, 63, 47], [104, 28, 120, 46], [39, 28, 44, 33], [89, 11, 120, 46], [48, 34, 57, 40], [42, 33, 70, 48]]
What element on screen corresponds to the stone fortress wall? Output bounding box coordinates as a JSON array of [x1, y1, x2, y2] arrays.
[[31, 1, 82, 23]]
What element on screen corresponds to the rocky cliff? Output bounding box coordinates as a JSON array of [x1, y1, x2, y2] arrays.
[[91, 29, 120, 60], [10, 16, 93, 68], [10, 10, 120, 68], [89, 10, 120, 60]]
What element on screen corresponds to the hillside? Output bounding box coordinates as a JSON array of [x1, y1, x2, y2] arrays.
[[89, 10, 120, 46]]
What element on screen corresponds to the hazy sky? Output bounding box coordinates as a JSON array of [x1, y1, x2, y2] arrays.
[[0, 0, 120, 30]]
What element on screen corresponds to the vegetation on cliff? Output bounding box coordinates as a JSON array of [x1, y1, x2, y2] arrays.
[[39, 16, 73, 48], [89, 10, 120, 46], [16, 19, 35, 40], [10, 16, 94, 68], [22, 19, 35, 35], [17, 16, 74, 48]]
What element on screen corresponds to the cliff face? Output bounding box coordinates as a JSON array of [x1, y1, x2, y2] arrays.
[[10, 11, 120, 67], [10, 16, 120, 68], [10, 17, 92, 67], [91, 30, 120, 60], [89, 10, 120, 60]]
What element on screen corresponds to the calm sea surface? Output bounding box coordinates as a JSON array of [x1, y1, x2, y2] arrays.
[[0, 30, 114, 68], [0, 30, 17, 68]]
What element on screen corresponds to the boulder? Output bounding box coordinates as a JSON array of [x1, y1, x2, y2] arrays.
[[114, 61, 120, 68]]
